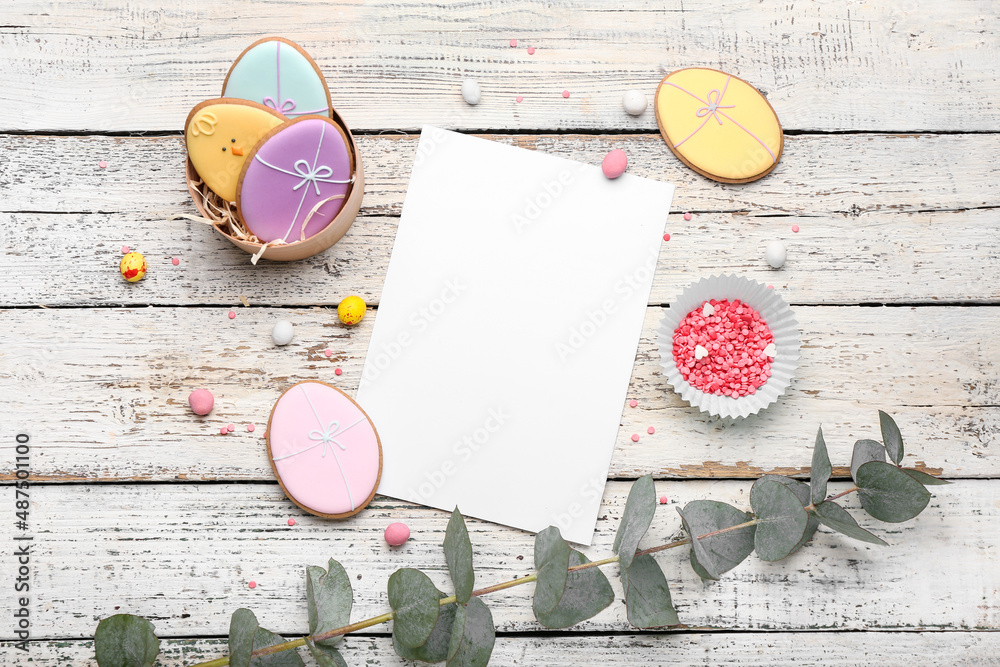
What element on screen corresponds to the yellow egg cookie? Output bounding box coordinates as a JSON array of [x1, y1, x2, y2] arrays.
[[655, 68, 783, 183], [184, 98, 284, 202]]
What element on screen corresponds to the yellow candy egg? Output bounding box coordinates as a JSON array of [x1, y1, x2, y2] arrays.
[[338, 296, 366, 326], [120, 252, 147, 282], [185, 98, 284, 202]]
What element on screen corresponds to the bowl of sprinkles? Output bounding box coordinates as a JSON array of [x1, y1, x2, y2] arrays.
[[657, 275, 800, 419]]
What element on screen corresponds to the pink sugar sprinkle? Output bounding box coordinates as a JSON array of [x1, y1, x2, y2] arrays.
[[527, 47, 536, 55], [99, 160, 108, 169], [663, 233, 671, 242], [171, 257, 180, 266], [335, 367, 343, 376], [672, 299, 775, 397], [516, 95, 524, 103], [287, 518, 296, 526], [647, 426, 655, 434], [631, 433, 640, 442], [324, 348, 333, 357], [121, 245, 130, 254], [228, 311, 236, 319], [792, 225, 800, 233], [562, 90, 570, 98], [629, 399, 638, 408], [220, 427, 228, 435], [247, 423, 255, 432], [248, 581, 256, 589], [227, 424, 235, 432], [509, 39, 517, 47], [767, 284, 774, 289], [683, 212, 692, 221], [659, 495, 668, 504]]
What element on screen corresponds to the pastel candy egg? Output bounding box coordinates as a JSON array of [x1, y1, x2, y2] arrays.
[[384, 522, 410, 546], [655, 67, 783, 183], [185, 99, 284, 202], [338, 295, 366, 326], [765, 241, 787, 269], [622, 90, 648, 116], [602, 149, 628, 179], [188, 389, 215, 415], [271, 320, 294, 346], [461, 79, 482, 106], [119, 252, 146, 282], [223, 37, 332, 119], [237, 116, 355, 244], [267, 381, 382, 518]]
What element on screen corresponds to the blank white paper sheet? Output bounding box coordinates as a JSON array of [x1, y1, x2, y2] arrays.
[[357, 127, 674, 544]]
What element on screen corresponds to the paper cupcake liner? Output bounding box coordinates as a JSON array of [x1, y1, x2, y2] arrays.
[[657, 274, 800, 419]]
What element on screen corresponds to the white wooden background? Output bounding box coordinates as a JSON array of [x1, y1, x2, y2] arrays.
[[2, 1, 999, 665]]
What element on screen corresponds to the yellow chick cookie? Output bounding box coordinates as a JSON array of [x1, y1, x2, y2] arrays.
[[185, 99, 284, 202], [338, 296, 366, 326]]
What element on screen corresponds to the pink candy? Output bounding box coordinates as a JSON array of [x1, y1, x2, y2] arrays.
[[385, 522, 410, 546], [631, 433, 639, 442], [601, 149, 628, 179], [672, 299, 774, 397]]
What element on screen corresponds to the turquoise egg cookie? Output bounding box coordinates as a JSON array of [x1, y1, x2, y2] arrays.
[[222, 37, 332, 119]]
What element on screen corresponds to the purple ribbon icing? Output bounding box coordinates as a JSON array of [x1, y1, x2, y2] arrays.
[[665, 75, 776, 163], [263, 41, 330, 117]]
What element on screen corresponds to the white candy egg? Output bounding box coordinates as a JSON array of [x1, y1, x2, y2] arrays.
[[622, 90, 648, 116], [765, 241, 787, 269], [461, 79, 482, 106], [271, 320, 294, 346]]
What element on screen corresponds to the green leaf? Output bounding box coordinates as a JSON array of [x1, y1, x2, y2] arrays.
[[851, 439, 886, 481], [902, 468, 952, 486], [812, 501, 888, 545], [613, 474, 656, 570], [388, 568, 441, 649], [879, 410, 904, 465], [447, 598, 495, 667], [749, 479, 809, 561], [393, 591, 458, 663], [249, 626, 305, 666], [755, 475, 818, 554], [532, 526, 571, 617], [677, 501, 755, 580], [856, 461, 932, 523], [94, 614, 160, 667], [621, 554, 679, 629], [811, 427, 832, 505], [305, 639, 348, 667], [229, 608, 259, 667], [535, 550, 615, 628], [445, 508, 475, 604], [306, 559, 352, 646]]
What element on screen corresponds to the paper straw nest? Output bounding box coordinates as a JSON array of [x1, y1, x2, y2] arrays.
[[657, 274, 800, 419]]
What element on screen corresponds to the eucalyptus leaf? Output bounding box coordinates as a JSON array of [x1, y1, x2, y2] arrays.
[[532, 526, 571, 617], [677, 500, 755, 580], [902, 468, 952, 486], [305, 639, 348, 667], [249, 626, 305, 666], [856, 461, 931, 522], [535, 550, 615, 628], [613, 474, 656, 570], [94, 614, 160, 667], [749, 479, 809, 561], [306, 559, 352, 646], [879, 410, 904, 465], [447, 598, 495, 667], [812, 501, 888, 545], [445, 508, 475, 604], [229, 608, 260, 667], [851, 439, 887, 481], [388, 568, 441, 649], [811, 427, 832, 505], [393, 591, 457, 663], [756, 475, 818, 554], [620, 554, 679, 629]]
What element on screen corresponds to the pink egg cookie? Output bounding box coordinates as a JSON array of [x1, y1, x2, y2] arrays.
[[266, 381, 382, 518], [237, 116, 356, 245]]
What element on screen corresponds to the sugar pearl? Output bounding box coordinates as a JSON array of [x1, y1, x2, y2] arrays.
[[765, 241, 787, 269], [601, 149, 628, 179], [622, 90, 648, 116], [271, 320, 294, 346], [461, 79, 482, 106]]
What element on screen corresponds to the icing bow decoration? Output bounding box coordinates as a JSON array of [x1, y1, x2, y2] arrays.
[[263, 96, 298, 114], [665, 75, 776, 163], [291, 159, 337, 195], [308, 419, 351, 457]]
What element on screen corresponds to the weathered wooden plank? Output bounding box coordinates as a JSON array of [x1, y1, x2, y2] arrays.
[[4, 134, 1000, 218], [0, 480, 991, 640], [1, 1, 997, 132], [2, 306, 996, 482], [5, 633, 999, 666]]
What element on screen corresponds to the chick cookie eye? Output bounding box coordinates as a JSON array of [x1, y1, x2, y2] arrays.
[[231, 138, 236, 143], [221, 147, 227, 151]]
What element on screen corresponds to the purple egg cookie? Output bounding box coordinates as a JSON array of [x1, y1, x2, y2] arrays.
[[237, 116, 355, 244]]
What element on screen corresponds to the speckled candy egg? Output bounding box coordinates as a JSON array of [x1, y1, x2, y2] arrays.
[[338, 296, 366, 326], [119, 252, 147, 282], [223, 37, 332, 119]]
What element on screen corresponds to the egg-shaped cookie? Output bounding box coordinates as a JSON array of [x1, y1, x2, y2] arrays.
[[185, 98, 284, 202], [236, 115, 355, 244], [267, 381, 382, 518], [655, 68, 783, 183], [223, 37, 332, 119]]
